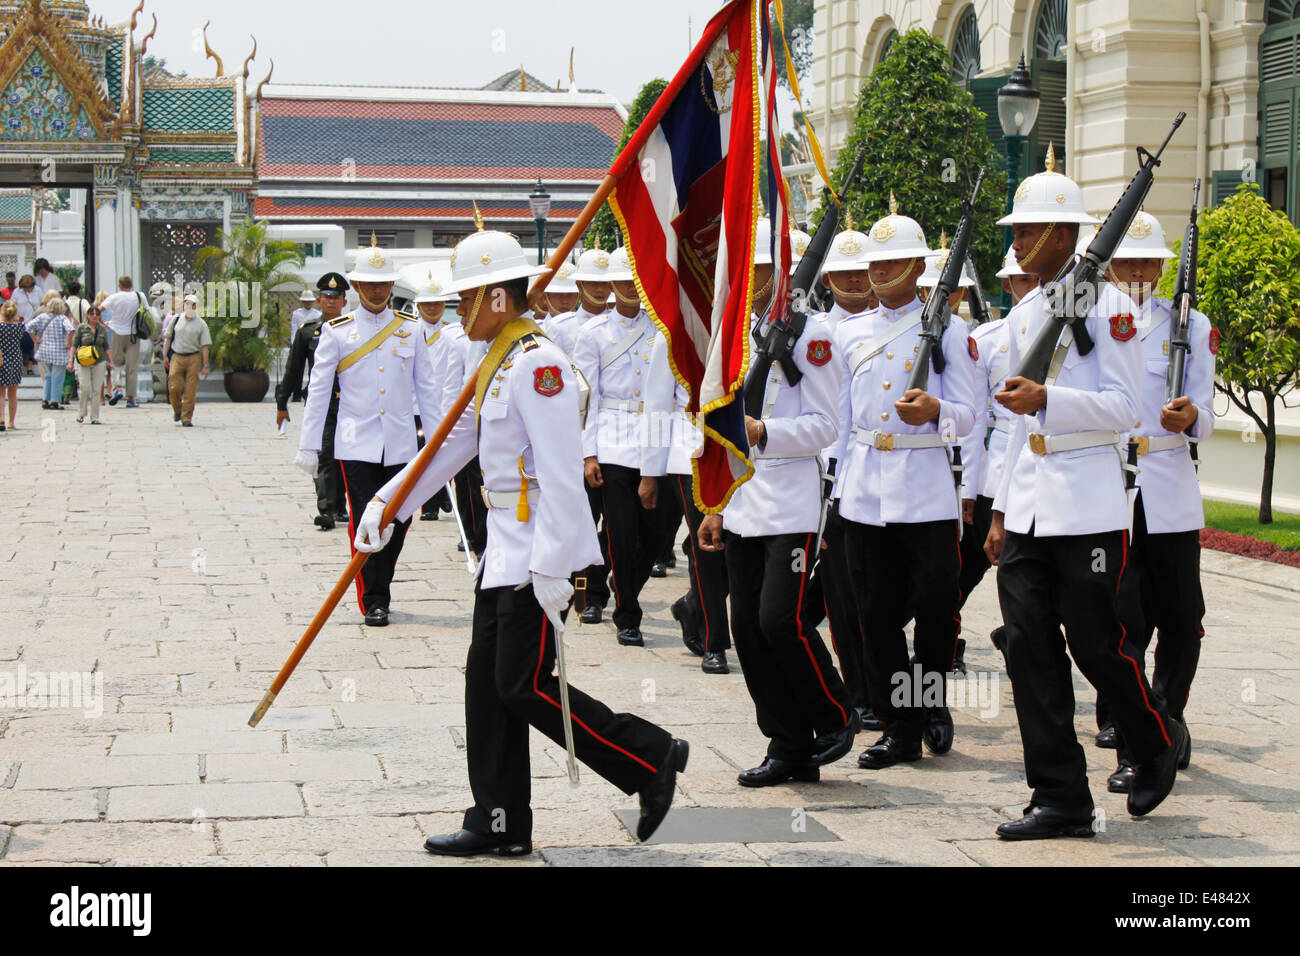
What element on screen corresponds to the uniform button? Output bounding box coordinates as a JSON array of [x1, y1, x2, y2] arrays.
[[1000, 344, 1008, 352], [380, 388, 385, 394], [1021, 327, 1026, 334], [883, 381, 891, 390], [636, 369, 641, 375], [881, 412, 890, 421], [886, 351, 894, 360], [380, 409, 385, 415], [635, 391, 641, 397], [379, 366, 384, 372], [905, 360, 913, 371]]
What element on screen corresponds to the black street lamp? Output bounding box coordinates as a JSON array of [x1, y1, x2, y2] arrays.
[[528, 177, 551, 266], [997, 54, 1040, 311]]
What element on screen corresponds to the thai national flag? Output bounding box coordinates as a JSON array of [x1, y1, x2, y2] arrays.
[[609, 0, 777, 514]]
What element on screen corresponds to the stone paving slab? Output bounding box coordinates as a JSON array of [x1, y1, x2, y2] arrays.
[[1, 402, 1297, 865]]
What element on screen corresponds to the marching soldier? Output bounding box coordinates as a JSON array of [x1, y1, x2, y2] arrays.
[[405, 265, 459, 523], [574, 247, 665, 647], [699, 251, 858, 787], [998, 244, 1039, 305], [540, 262, 579, 323], [295, 238, 443, 627], [1096, 211, 1214, 791], [276, 274, 350, 530], [353, 226, 687, 855], [289, 289, 321, 400], [832, 197, 976, 769], [985, 155, 1186, 839]]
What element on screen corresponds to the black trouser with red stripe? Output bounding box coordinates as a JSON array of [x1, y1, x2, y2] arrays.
[[817, 510, 871, 712], [413, 415, 452, 518], [843, 519, 960, 744], [667, 473, 729, 651], [463, 581, 674, 840], [1100, 492, 1203, 747], [724, 530, 851, 762], [453, 456, 488, 555], [339, 459, 412, 614], [315, 398, 347, 518], [998, 526, 1175, 810], [576, 484, 611, 611], [657, 479, 684, 565], [600, 462, 662, 632]]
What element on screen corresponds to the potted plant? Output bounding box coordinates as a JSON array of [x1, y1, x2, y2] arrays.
[[194, 217, 305, 402]]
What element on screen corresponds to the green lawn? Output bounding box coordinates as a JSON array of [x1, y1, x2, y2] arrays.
[[1203, 500, 1300, 551]]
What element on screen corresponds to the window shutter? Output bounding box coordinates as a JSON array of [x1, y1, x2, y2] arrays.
[[1028, 59, 1067, 175]]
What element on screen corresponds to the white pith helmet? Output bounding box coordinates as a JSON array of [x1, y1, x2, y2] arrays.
[[996, 244, 1027, 278], [1110, 211, 1176, 259], [820, 230, 872, 274], [606, 246, 635, 282], [917, 233, 975, 288], [398, 262, 458, 304], [789, 229, 811, 271], [860, 193, 934, 263], [445, 205, 551, 295], [997, 143, 1100, 227], [346, 232, 402, 283], [548, 262, 580, 294], [571, 247, 614, 282]]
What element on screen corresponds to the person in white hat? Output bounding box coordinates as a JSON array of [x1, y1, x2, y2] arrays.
[[573, 245, 668, 648], [997, 244, 1038, 305], [916, 231, 976, 314], [548, 247, 615, 360], [985, 147, 1186, 839], [540, 261, 579, 321], [830, 193, 976, 770], [1091, 210, 1215, 793], [288, 288, 322, 397], [352, 221, 688, 855], [697, 224, 858, 788], [294, 235, 444, 627]]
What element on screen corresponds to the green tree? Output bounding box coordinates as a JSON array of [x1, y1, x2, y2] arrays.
[[817, 29, 1007, 294], [1159, 183, 1300, 523], [772, 0, 814, 91], [587, 77, 668, 251], [193, 217, 305, 372]]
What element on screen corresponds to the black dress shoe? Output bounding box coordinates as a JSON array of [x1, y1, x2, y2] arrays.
[[923, 706, 955, 755], [1108, 760, 1136, 793], [335, 510, 349, 522], [456, 541, 466, 551], [990, 626, 1007, 654], [858, 734, 922, 769], [738, 756, 819, 787], [580, 605, 602, 625], [419, 511, 439, 521], [638, 738, 689, 841], [1177, 719, 1191, 770], [616, 627, 644, 647], [996, 803, 1095, 841], [952, 638, 968, 675], [1095, 722, 1118, 749], [671, 597, 703, 656], [858, 707, 886, 732], [423, 828, 532, 857], [811, 708, 861, 766], [364, 607, 389, 627], [663, 553, 676, 569], [701, 651, 728, 674], [1128, 719, 1187, 817], [313, 513, 335, 531], [649, 562, 667, 578]]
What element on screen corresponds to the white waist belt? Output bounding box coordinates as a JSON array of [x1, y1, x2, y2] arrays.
[[992, 419, 1014, 434], [754, 450, 818, 461], [853, 426, 947, 452], [601, 398, 644, 414], [1027, 430, 1119, 456], [1133, 434, 1188, 456], [481, 486, 540, 510]]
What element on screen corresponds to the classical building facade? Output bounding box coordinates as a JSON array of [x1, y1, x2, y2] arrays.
[[811, 0, 1300, 231]]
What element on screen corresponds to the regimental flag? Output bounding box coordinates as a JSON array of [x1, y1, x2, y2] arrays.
[[609, 0, 777, 513]]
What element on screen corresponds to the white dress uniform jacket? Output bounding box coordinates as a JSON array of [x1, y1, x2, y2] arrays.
[[1131, 298, 1216, 533], [831, 298, 977, 525], [546, 305, 607, 358], [723, 316, 841, 538], [640, 333, 699, 477], [413, 319, 450, 418], [959, 318, 1015, 501], [574, 309, 659, 469], [377, 333, 602, 589], [437, 322, 489, 421], [993, 282, 1142, 537], [290, 306, 321, 344], [300, 306, 443, 465]]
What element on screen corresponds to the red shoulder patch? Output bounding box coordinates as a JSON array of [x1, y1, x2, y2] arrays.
[[533, 366, 564, 397], [1208, 328, 1220, 355], [968, 335, 979, 361], [807, 339, 832, 366], [1109, 313, 1137, 342]]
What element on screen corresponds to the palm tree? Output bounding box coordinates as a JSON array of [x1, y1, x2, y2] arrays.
[[194, 217, 306, 373]]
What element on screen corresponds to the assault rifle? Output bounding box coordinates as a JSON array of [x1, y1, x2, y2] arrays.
[[1166, 178, 1200, 404], [1014, 112, 1185, 383], [743, 147, 866, 418]]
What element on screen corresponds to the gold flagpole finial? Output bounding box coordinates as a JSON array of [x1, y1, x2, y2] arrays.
[[471, 200, 485, 231], [1045, 141, 1057, 173], [888, 191, 898, 216]]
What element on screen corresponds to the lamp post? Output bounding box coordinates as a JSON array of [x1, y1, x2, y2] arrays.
[[528, 177, 551, 266], [997, 54, 1040, 312]]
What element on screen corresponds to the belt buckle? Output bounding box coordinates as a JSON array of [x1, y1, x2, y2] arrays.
[[873, 431, 895, 452], [1028, 433, 1047, 456], [480, 487, 492, 509], [1134, 435, 1150, 457]]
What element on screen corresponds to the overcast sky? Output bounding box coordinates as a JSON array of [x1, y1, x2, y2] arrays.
[[94, 0, 797, 107]]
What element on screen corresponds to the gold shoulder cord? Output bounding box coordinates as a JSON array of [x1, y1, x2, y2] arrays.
[[473, 317, 547, 424]]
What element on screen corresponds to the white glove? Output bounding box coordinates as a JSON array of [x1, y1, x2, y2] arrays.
[[293, 449, 318, 477], [532, 573, 574, 634], [354, 499, 395, 553]]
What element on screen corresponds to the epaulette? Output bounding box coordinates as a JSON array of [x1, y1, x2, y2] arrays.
[[328, 315, 354, 328], [520, 334, 542, 352]]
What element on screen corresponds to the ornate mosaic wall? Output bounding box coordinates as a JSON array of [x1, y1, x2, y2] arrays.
[[1, 49, 95, 140]]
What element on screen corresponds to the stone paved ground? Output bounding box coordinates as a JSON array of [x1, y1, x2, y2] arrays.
[[1, 401, 1298, 866]]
